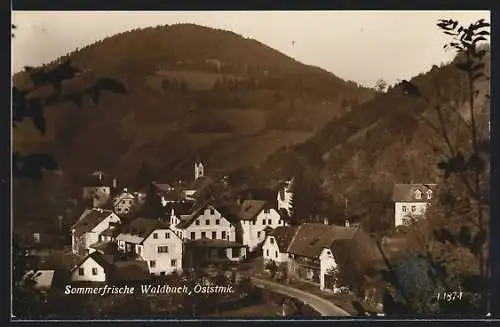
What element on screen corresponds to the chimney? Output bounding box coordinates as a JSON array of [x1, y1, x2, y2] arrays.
[[323, 217, 329, 225], [345, 219, 350, 227], [113, 178, 117, 188]]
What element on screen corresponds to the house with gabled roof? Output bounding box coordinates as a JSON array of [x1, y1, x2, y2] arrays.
[[169, 201, 237, 243], [392, 183, 437, 228], [71, 251, 115, 282], [237, 200, 287, 252], [116, 218, 183, 275], [112, 189, 137, 217], [71, 208, 121, 256], [262, 226, 297, 264], [286, 222, 363, 292]]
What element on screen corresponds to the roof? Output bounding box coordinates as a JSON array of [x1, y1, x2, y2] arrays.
[[116, 217, 170, 244], [89, 241, 118, 255], [392, 184, 437, 202], [237, 200, 269, 221], [72, 251, 114, 273], [154, 183, 173, 192], [112, 260, 150, 281], [165, 201, 194, 216], [112, 192, 136, 206], [186, 239, 245, 249], [287, 223, 359, 258], [24, 270, 55, 290], [268, 226, 298, 252], [72, 209, 115, 237]]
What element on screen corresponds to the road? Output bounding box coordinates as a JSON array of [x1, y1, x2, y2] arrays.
[[251, 277, 351, 316]]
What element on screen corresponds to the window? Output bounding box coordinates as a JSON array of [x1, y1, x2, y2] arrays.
[[426, 190, 433, 200], [158, 246, 169, 253], [92, 268, 98, 276], [195, 220, 200, 226], [266, 249, 269, 256], [216, 219, 220, 225], [411, 206, 416, 212], [150, 260, 156, 268], [153, 233, 158, 239], [165, 232, 170, 239], [231, 248, 239, 258], [402, 206, 407, 212], [270, 238, 274, 244], [252, 221, 256, 225], [201, 232, 206, 238], [137, 246, 142, 254], [257, 231, 261, 238], [212, 231, 217, 239], [264, 208, 270, 213], [206, 219, 210, 225], [262, 219, 266, 225], [415, 190, 422, 200], [222, 231, 227, 240], [191, 232, 196, 239], [210, 208, 215, 215], [171, 259, 177, 267], [275, 251, 278, 258], [267, 219, 272, 225], [160, 272, 166, 276], [78, 268, 84, 276]]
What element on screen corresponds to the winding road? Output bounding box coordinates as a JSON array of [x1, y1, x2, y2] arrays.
[[251, 277, 351, 316]]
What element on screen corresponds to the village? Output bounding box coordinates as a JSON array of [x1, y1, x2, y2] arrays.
[[18, 158, 438, 316]]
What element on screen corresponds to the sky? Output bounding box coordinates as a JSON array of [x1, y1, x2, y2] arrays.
[[11, 10, 490, 87]]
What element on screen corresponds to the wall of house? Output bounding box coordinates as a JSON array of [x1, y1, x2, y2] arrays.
[[242, 209, 284, 252], [394, 202, 429, 227], [114, 197, 136, 216], [72, 234, 87, 256], [141, 229, 184, 275], [319, 248, 337, 291], [262, 236, 290, 263], [85, 213, 121, 251], [181, 207, 236, 242], [71, 257, 107, 282]]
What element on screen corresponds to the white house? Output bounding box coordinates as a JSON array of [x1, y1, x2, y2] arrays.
[[287, 223, 360, 292], [392, 184, 437, 228], [237, 200, 287, 252], [71, 209, 121, 256], [262, 226, 297, 264], [170, 202, 236, 242], [116, 218, 184, 276], [277, 179, 294, 215], [112, 190, 137, 216], [71, 251, 114, 282]]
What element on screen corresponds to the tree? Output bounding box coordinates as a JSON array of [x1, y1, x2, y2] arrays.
[[12, 24, 128, 319], [138, 183, 165, 219], [374, 79, 388, 93], [353, 18, 490, 315]]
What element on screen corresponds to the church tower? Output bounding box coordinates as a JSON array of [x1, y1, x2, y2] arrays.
[[194, 158, 204, 180]]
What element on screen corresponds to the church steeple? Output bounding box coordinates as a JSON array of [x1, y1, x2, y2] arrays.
[[194, 157, 204, 180]]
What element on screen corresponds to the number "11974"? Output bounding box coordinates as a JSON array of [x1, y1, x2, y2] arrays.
[[437, 291, 463, 302]]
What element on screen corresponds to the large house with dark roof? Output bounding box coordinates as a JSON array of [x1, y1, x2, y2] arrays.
[[71, 209, 121, 256], [82, 171, 117, 208], [392, 183, 437, 228], [237, 200, 287, 252], [116, 218, 183, 275], [262, 226, 297, 264]]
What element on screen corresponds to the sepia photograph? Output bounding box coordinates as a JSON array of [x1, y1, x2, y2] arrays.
[[11, 10, 491, 319]]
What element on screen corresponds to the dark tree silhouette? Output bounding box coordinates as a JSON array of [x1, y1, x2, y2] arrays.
[[138, 183, 165, 219]]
